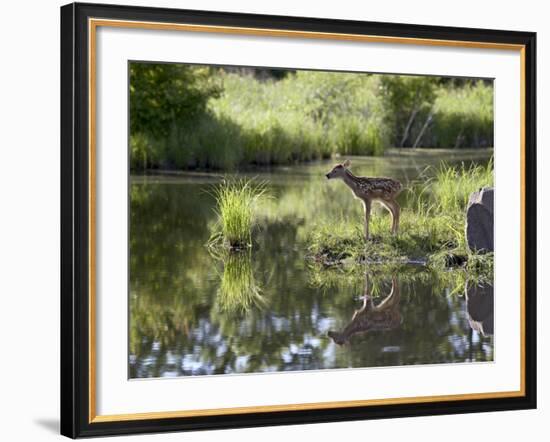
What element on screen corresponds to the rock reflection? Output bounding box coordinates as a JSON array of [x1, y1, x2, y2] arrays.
[[465, 281, 494, 336], [328, 274, 401, 345]]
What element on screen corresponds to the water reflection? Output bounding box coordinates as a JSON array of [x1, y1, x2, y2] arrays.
[[328, 274, 400, 345], [129, 154, 494, 378], [466, 281, 494, 336], [214, 250, 267, 314]]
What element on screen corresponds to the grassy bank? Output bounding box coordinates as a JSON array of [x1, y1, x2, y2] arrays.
[[130, 67, 494, 171], [307, 161, 494, 279]]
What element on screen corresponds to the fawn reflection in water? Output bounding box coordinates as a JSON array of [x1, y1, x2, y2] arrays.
[[328, 274, 401, 345], [327, 272, 494, 348]]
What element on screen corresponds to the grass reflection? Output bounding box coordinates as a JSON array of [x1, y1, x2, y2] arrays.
[[214, 250, 267, 315], [308, 256, 492, 301]]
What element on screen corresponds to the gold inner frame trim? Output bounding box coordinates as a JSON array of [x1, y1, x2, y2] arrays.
[[90, 18, 525, 50], [91, 390, 524, 423], [88, 17, 527, 424]]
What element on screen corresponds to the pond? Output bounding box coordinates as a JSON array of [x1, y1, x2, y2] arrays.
[[129, 149, 494, 378]]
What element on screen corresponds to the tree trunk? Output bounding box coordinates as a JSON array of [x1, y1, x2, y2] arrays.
[[412, 112, 433, 148], [399, 89, 421, 147], [400, 107, 419, 147]]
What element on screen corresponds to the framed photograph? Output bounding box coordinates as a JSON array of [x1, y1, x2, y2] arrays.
[[60, 2, 536, 438]]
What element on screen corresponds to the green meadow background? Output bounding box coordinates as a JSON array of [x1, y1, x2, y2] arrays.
[[129, 64, 493, 171]]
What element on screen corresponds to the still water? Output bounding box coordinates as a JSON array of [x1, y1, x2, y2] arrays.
[[129, 150, 494, 378]]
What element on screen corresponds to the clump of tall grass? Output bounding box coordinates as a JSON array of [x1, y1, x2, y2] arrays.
[[208, 178, 268, 249], [426, 158, 494, 213]]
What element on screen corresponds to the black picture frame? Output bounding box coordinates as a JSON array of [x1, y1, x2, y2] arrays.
[[61, 2, 537, 438]]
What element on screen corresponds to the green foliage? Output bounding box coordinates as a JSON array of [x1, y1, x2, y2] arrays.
[[425, 158, 494, 214], [379, 77, 493, 149], [129, 133, 156, 171], [129, 64, 494, 171], [380, 75, 437, 147], [129, 63, 222, 170], [432, 81, 494, 148], [209, 71, 387, 165], [208, 178, 268, 248], [161, 114, 246, 170], [129, 63, 222, 139], [331, 118, 385, 156]]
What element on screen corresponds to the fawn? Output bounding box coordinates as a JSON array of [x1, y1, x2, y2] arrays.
[[328, 275, 401, 345], [325, 159, 402, 240]]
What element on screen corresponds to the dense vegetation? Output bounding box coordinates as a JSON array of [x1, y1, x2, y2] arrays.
[[130, 63, 494, 171]]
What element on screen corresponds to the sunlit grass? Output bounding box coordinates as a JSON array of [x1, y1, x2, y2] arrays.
[[433, 81, 494, 148], [208, 178, 268, 249], [130, 70, 494, 171], [308, 209, 456, 264], [208, 72, 386, 165], [424, 158, 494, 213]]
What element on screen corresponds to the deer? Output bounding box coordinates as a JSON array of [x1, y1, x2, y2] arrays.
[[327, 275, 401, 345], [325, 159, 402, 241]]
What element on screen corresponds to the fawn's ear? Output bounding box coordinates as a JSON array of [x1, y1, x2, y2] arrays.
[[342, 159, 351, 169]]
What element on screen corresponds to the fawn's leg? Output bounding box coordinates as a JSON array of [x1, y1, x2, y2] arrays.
[[391, 200, 401, 234], [384, 199, 400, 235], [361, 273, 374, 311], [363, 199, 371, 241], [380, 200, 395, 234], [374, 276, 400, 310]]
